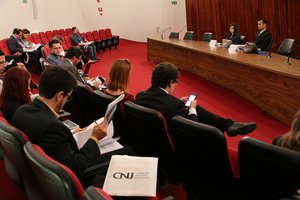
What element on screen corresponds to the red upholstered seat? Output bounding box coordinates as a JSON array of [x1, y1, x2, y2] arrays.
[[65, 28, 73, 36], [52, 30, 60, 37], [45, 30, 54, 41], [39, 32, 49, 44], [31, 33, 42, 44], [24, 142, 85, 200], [0, 119, 45, 200], [59, 29, 67, 37]]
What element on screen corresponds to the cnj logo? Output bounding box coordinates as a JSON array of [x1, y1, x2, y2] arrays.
[[113, 172, 134, 179]]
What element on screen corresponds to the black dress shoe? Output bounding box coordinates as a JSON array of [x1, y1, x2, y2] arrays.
[[227, 122, 256, 137]]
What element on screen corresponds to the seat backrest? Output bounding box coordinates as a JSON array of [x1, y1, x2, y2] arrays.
[[93, 91, 129, 143], [202, 32, 213, 42], [26, 34, 34, 43], [0, 38, 12, 55], [45, 30, 54, 41], [83, 186, 113, 200], [238, 137, 300, 200], [0, 119, 45, 200], [183, 31, 194, 40], [81, 32, 87, 40], [39, 32, 49, 44], [41, 44, 51, 59], [99, 29, 107, 40], [52, 30, 60, 37], [64, 82, 95, 127], [104, 28, 113, 38], [64, 36, 74, 48], [31, 33, 42, 44], [169, 32, 179, 39], [277, 38, 296, 56], [170, 115, 236, 199], [86, 31, 95, 42], [124, 101, 177, 182], [59, 29, 67, 37], [65, 28, 73, 36], [24, 142, 84, 200], [92, 30, 100, 40]]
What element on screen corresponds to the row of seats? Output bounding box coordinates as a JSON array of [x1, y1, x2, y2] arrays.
[[0, 27, 119, 56], [65, 84, 300, 199], [0, 115, 164, 200]]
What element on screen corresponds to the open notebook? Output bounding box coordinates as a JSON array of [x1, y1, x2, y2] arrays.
[[73, 94, 125, 154]]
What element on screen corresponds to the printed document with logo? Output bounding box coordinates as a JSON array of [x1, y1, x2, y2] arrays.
[[103, 155, 158, 197], [73, 94, 125, 154]]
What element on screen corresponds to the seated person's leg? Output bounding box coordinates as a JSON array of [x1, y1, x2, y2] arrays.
[[87, 46, 95, 60], [196, 105, 256, 136]]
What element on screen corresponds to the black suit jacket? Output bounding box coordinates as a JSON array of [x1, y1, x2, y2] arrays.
[[254, 29, 272, 51], [135, 87, 197, 123], [7, 35, 24, 54], [11, 98, 101, 175]]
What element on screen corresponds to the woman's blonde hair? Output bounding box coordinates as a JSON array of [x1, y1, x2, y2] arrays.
[[278, 109, 300, 151], [106, 59, 131, 91]]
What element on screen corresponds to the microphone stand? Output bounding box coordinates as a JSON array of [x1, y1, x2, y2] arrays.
[[285, 44, 299, 65], [161, 27, 171, 40]]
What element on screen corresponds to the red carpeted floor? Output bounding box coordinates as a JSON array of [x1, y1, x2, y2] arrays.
[[0, 39, 289, 199]]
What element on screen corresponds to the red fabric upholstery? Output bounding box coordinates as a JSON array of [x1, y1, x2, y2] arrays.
[[52, 30, 60, 37], [26, 34, 34, 43], [81, 32, 87, 39], [0, 38, 13, 55], [41, 45, 51, 59], [39, 32, 49, 44], [104, 28, 113, 38], [45, 30, 54, 41], [99, 29, 107, 40], [64, 36, 74, 48], [92, 30, 100, 41], [65, 28, 73, 36], [86, 31, 94, 42], [59, 29, 67, 37], [31, 33, 42, 44]]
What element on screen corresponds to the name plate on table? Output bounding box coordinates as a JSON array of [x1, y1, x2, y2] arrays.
[[228, 44, 245, 53], [209, 39, 217, 47]]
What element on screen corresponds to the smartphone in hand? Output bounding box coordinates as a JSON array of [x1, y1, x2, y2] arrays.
[[185, 93, 198, 107]]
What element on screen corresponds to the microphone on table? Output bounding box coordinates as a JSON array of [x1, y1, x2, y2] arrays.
[[286, 44, 299, 65], [161, 27, 171, 40], [267, 39, 282, 58]]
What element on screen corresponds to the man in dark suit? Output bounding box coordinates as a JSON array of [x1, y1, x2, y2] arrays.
[[135, 62, 256, 137], [11, 66, 131, 187], [254, 19, 273, 51], [7, 28, 42, 73], [59, 46, 101, 89]]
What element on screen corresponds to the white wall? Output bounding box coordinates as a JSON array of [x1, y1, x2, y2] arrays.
[[0, 0, 186, 42]]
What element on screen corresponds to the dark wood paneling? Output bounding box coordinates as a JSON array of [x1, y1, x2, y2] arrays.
[[186, 0, 300, 56], [148, 37, 300, 125]]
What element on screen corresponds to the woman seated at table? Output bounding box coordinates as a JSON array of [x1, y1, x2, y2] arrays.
[[224, 23, 241, 45]]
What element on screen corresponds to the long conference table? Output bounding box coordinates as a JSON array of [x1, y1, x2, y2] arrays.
[[147, 37, 300, 125]]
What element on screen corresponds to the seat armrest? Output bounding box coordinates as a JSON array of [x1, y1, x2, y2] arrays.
[[78, 160, 110, 181]]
